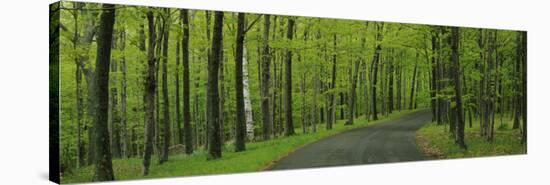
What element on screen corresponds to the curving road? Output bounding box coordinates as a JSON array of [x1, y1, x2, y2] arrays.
[[267, 110, 432, 170]]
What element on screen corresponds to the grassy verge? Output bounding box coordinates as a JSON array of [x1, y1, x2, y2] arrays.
[[416, 117, 526, 159], [62, 110, 417, 183]]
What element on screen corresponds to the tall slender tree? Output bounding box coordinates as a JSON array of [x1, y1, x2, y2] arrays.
[[206, 11, 224, 159], [180, 9, 193, 154], [142, 8, 157, 176], [284, 17, 295, 136], [327, 33, 337, 129], [451, 27, 466, 149], [370, 23, 384, 120], [234, 12, 247, 152], [521, 31, 527, 145], [261, 15, 272, 140], [92, 3, 116, 181], [160, 8, 171, 164]]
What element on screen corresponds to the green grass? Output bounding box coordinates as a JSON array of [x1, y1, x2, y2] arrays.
[[61, 110, 417, 184], [416, 116, 526, 159]]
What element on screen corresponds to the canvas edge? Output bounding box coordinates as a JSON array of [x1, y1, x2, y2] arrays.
[[49, 1, 61, 184]]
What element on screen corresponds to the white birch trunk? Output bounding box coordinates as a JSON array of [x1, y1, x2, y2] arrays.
[[243, 47, 255, 140]]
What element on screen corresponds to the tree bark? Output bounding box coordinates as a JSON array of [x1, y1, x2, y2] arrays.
[[284, 18, 295, 136], [175, 40, 182, 145], [513, 32, 521, 129], [370, 23, 383, 120], [327, 33, 337, 129], [234, 13, 247, 152], [119, 30, 128, 158], [261, 14, 272, 140], [71, 3, 84, 167], [91, 4, 116, 181], [142, 9, 156, 176], [206, 11, 223, 159], [409, 60, 418, 110], [346, 58, 360, 125], [521, 31, 527, 145], [160, 8, 171, 164], [180, 9, 193, 154], [451, 27, 466, 149], [430, 31, 439, 122], [388, 50, 394, 113]]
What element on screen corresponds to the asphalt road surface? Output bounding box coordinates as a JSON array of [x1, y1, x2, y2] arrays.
[[268, 110, 433, 170]]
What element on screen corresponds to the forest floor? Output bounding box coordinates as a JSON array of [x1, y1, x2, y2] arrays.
[[416, 117, 526, 159], [61, 109, 418, 183], [267, 109, 432, 170]]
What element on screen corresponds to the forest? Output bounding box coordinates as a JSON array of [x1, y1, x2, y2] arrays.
[[50, 1, 526, 183]]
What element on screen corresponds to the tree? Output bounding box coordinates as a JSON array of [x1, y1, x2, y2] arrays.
[[70, 2, 84, 167], [346, 53, 361, 125], [370, 23, 384, 120], [451, 27, 466, 149], [119, 29, 128, 158], [234, 13, 247, 151], [284, 17, 295, 136], [206, 11, 224, 159], [409, 59, 418, 110], [261, 14, 272, 140], [512, 32, 521, 129], [180, 9, 193, 154], [327, 33, 337, 130], [142, 8, 157, 176], [91, 3, 116, 181], [175, 38, 182, 146], [160, 8, 171, 164], [520, 31, 527, 145]]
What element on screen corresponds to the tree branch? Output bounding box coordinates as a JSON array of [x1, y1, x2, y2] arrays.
[[243, 15, 263, 34]]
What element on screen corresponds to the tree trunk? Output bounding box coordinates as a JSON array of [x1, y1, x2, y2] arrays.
[[71, 3, 84, 167], [243, 48, 255, 140], [142, 9, 156, 176], [108, 86, 120, 159], [160, 8, 171, 164], [119, 30, 128, 158], [284, 18, 295, 136], [451, 27, 466, 149], [327, 33, 337, 129], [175, 40, 182, 145], [261, 14, 272, 140], [513, 32, 521, 129], [409, 60, 418, 110], [430, 31, 438, 122], [206, 11, 223, 159], [92, 4, 116, 181], [370, 23, 383, 120], [180, 9, 193, 154], [234, 13, 247, 152], [346, 58, 360, 125], [388, 51, 394, 113], [520, 31, 527, 145]]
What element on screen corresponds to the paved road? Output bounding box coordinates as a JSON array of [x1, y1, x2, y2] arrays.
[[268, 110, 432, 170]]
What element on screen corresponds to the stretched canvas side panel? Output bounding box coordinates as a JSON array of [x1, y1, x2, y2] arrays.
[[49, 1, 61, 184]]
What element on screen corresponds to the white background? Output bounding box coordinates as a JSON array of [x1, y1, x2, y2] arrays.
[[0, 0, 548, 184]]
